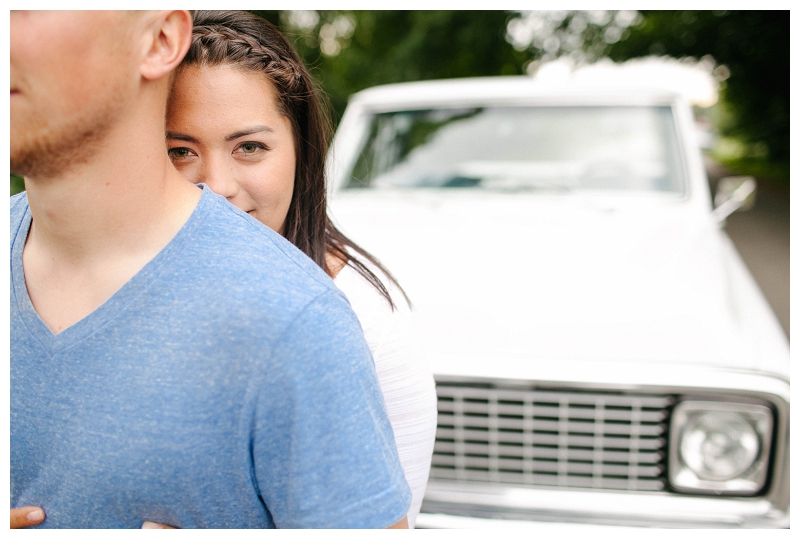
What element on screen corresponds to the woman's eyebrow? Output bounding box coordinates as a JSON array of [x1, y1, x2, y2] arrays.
[[225, 125, 274, 141], [166, 132, 197, 143]]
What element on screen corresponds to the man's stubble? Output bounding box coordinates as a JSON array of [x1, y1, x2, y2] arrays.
[[10, 86, 130, 181]]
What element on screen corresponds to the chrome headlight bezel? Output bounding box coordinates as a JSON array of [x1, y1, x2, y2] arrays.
[[668, 399, 773, 496]]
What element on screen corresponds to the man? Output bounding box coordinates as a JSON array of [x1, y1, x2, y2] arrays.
[[10, 11, 410, 528]]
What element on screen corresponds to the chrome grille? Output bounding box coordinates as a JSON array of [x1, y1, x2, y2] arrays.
[[431, 380, 673, 492]]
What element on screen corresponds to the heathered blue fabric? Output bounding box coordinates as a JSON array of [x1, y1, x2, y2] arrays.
[[10, 187, 411, 529]]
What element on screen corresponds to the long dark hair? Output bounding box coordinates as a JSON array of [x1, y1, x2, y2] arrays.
[[181, 10, 407, 309]]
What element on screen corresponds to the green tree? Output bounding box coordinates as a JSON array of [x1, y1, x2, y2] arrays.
[[11, 174, 24, 196]]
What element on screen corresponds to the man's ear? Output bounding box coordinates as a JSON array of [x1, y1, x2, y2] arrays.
[[139, 10, 192, 81]]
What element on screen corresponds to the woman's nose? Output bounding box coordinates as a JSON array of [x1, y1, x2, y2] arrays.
[[202, 160, 240, 199]]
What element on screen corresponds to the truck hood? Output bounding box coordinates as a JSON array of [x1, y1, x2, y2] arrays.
[[329, 191, 777, 377]]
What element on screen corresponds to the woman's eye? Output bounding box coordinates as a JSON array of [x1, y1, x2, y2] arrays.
[[237, 142, 266, 155], [168, 147, 194, 159]]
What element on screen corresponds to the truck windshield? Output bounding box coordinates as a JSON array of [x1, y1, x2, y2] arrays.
[[344, 106, 686, 193]]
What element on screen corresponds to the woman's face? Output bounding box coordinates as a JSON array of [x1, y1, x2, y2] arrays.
[[166, 65, 296, 234]]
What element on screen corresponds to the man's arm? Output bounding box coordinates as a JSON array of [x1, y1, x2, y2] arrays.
[[253, 289, 412, 528]]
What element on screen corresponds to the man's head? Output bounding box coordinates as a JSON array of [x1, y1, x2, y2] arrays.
[[10, 11, 192, 179]]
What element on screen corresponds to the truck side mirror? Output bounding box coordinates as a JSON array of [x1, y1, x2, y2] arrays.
[[712, 176, 756, 225]]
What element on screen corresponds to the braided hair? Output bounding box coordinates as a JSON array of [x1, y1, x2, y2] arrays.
[[181, 11, 407, 309]]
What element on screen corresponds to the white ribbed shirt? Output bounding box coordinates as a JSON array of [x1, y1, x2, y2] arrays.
[[333, 263, 438, 529]]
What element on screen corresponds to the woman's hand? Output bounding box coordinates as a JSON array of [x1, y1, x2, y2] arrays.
[[140, 518, 406, 529], [142, 521, 176, 529], [10, 507, 45, 528]]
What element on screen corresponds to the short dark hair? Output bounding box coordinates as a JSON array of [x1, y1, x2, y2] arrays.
[[178, 10, 407, 308]]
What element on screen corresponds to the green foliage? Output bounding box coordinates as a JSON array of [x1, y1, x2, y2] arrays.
[[11, 174, 25, 196]]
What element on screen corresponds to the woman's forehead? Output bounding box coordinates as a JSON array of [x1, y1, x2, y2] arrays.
[[169, 65, 281, 117], [166, 64, 294, 145]]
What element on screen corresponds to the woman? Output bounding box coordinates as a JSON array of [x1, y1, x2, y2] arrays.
[[162, 11, 436, 528]]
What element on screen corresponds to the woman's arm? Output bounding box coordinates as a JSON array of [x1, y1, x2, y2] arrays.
[[141, 516, 409, 529], [367, 306, 437, 529], [333, 263, 438, 529]]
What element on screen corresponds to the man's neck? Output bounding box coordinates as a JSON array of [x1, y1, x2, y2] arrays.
[[21, 105, 202, 334], [25, 123, 199, 257]]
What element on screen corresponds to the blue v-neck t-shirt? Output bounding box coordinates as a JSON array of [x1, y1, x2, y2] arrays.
[[10, 187, 411, 528]]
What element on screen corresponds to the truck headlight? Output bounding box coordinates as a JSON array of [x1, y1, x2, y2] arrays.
[[668, 400, 773, 495]]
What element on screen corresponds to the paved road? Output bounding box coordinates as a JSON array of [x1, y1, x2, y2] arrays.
[[705, 157, 789, 337]]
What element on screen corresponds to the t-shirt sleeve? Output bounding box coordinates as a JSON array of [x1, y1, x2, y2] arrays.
[[252, 288, 412, 529]]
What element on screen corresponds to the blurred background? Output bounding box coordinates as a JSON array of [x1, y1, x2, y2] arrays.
[[10, 10, 788, 335]]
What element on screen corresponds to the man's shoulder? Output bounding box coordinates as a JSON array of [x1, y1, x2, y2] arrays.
[[197, 191, 325, 273], [10, 192, 29, 242], [180, 188, 342, 310], [10, 191, 28, 220]]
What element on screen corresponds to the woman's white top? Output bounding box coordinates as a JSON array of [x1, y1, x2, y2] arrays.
[[333, 262, 438, 529]]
